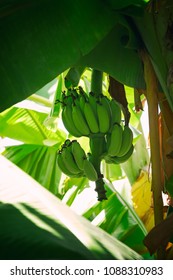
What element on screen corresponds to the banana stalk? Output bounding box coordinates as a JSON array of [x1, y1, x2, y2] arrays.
[[65, 66, 86, 88], [90, 70, 107, 200], [91, 69, 103, 97], [89, 136, 107, 201]]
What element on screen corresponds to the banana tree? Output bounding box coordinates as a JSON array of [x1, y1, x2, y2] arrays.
[[1, 0, 173, 259]]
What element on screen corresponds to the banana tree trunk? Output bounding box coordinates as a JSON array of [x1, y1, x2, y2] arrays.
[[141, 50, 165, 259]]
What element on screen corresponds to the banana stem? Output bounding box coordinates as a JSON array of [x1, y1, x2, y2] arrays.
[[141, 50, 165, 259], [95, 176, 107, 201], [91, 69, 103, 97], [89, 136, 107, 201]]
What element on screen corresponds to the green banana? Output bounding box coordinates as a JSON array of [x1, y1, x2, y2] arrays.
[[96, 102, 110, 134], [71, 140, 86, 170], [61, 145, 82, 174], [107, 124, 123, 156], [79, 94, 86, 111], [72, 104, 90, 136], [65, 89, 72, 97], [100, 95, 112, 127], [71, 88, 79, 99], [83, 101, 99, 133], [112, 144, 134, 164], [101, 133, 111, 161], [61, 105, 82, 137], [88, 92, 98, 117], [104, 155, 115, 164], [110, 99, 122, 125], [83, 158, 98, 181], [57, 152, 82, 177], [61, 94, 71, 107], [106, 133, 111, 148], [79, 86, 88, 101], [73, 95, 81, 108], [66, 90, 77, 106], [104, 144, 134, 164], [116, 125, 133, 157]]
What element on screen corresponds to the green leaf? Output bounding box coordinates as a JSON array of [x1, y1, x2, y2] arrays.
[[0, 155, 142, 260], [107, 0, 148, 10], [3, 144, 62, 194], [61, 177, 89, 204], [0, 106, 65, 145], [2, 144, 37, 164], [132, 0, 173, 110], [92, 182, 149, 256], [62, 179, 152, 259], [0, 0, 117, 111], [102, 160, 123, 182], [0, 100, 67, 194], [76, 17, 145, 88]]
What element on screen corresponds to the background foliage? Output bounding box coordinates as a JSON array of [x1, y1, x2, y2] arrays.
[[1, 0, 173, 259]]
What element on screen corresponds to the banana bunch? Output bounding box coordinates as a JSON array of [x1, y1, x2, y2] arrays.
[[58, 87, 134, 200], [104, 124, 134, 164], [57, 139, 98, 181], [60, 87, 122, 137]]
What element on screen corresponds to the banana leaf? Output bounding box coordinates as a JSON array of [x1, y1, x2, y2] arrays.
[[0, 155, 142, 260], [62, 178, 153, 259], [3, 144, 62, 194], [0, 103, 67, 194], [0, 0, 117, 111], [76, 19, 145, 89], [0, 105, 65, 145], [0, 0, 150, 112], [132, 0, 173, 110], [3, 0, 172, 113]]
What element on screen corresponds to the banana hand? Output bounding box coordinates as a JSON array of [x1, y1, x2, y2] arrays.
[[105, 144, 134, 164], [62, 105, 82, 137], [57, 151, 83, 177], [61, 144, 83, 175]]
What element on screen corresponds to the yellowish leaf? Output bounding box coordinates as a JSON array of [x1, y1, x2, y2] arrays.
[[132, 171, 154, 232]]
